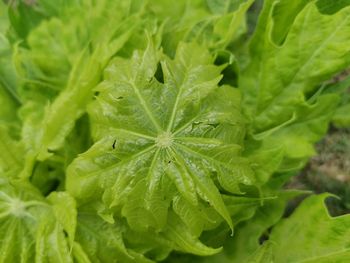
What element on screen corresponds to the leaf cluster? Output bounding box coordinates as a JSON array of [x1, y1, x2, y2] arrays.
[[1, 0, 350, 262]]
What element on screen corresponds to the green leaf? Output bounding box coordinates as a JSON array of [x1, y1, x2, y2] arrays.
[[0, 177, 73, 262], [325, 75, 350, 128], [261, 94, 339, 171], [240, 1, 350, 171], [172, 195, 219, 236], [245, 145, 284, 184], [245, 242, 274, 263], [47, 191, 77, 247], [35, 218, 73, 263], [123, 227, 173, 261], [0, 33, 20, 123], [206, 0, 249, 14], [152, 0, 253, 54], [224, 191, 303, 262], [0, 178, 40, 263], [0, 124, 24, 177], [333, 104, 350, 127], [164, 212, 222, 256], [241, 1, 350, 133], [8, 0, 48, 41], [317, 0, 350, 14], [268, 194, 350, 262], [0, 85, 18, 124], [75, 208, 153, 263], [7, 0, 81, 42], [72, 242, 91, 263], [0, 2, 9, 33], [270, 0, 312, 45], [162, 192, 299, 263], [67, 41, 254, 236], [14, 0, 144, 179]]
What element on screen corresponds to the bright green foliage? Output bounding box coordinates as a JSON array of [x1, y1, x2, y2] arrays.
[[248, 194, 350, 262], [149, 0, 254, 55], [333, 104, 350, 127], [0, 125, 24, 177], [0, 176, 75, 262], [326, 76, 350, 127], [241, 0, 350, 170], [1, 0, 350, 262], [15, 0, 146, 178], [67, 40, 260, 256], [68, 41, 254, 231]]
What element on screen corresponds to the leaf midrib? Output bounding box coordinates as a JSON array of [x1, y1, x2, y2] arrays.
[[174, 142, 241, 172], [82, 145, 156, 178], [129, 81, 163, 132], [166, 61, 190, 133]]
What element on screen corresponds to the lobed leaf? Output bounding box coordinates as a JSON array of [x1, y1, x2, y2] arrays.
[[67, 41, 255, 254]]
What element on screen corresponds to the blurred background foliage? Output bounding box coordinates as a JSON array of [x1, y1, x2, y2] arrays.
[[248, 0, 350, 216]]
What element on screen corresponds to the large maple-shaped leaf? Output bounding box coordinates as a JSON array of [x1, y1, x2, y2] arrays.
[[67, 41, 255, 232]]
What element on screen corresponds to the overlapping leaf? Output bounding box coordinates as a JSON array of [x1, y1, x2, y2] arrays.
[[0, 125, 24, 177], [240, 0, 350, 171], [0, 176, 76, 263], [0, 25, 25, 178], [13, 0, 146, 180], [324, 75, 350, 128], [247, 195, 350, 263], [73, 205, 154, 263], [150, 0, 254, 55]]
